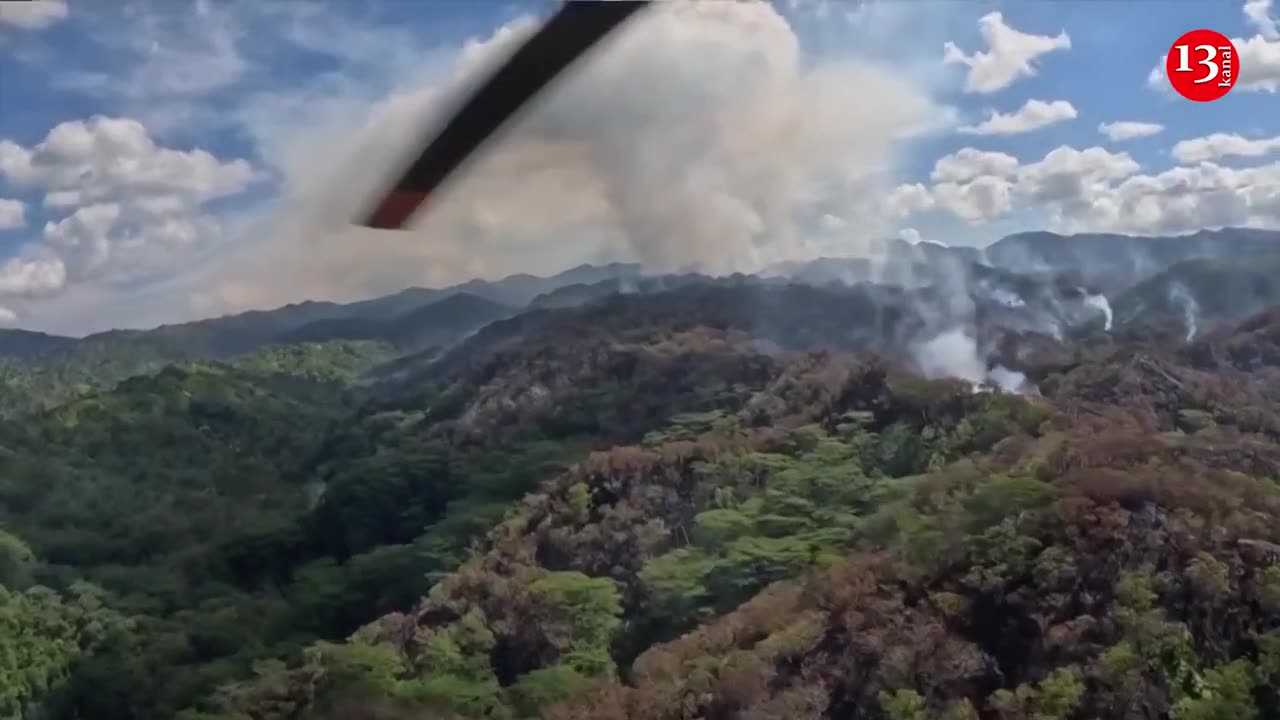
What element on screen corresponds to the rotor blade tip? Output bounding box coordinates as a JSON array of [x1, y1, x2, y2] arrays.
[[361, 190, 428, 230]]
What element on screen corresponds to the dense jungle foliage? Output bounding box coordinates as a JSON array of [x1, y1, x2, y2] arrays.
[[2, 262, 1280, 719]]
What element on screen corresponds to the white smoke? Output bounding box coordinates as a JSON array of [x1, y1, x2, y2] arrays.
[[1083, 292, 1113, 331], [192, 1, 955, 314], [911, 328, 1029, 394], [987, 364, 1031, 394], [914, 328, 987, 384], [1169, 282, 1200, 341], [989, 286, 1025, 308]]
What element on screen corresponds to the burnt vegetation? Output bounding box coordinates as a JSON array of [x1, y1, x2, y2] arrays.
[[2, 233, 1280, 719]]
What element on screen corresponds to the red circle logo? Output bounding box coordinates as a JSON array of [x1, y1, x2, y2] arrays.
[[1166, 29, 1239, 102]]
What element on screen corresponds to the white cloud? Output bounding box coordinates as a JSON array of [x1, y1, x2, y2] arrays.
[[893, 143, 1280, 236], [0, 116, 254, 205], [894, 150, 1024, 225], [0, 252, 66, 297], [1172, 133, 1280, 163], [959, 99, 1077, 135], [1098, 121, 1164, 142], [931, 175, 1016, 224], [37, 199, 222, 284], [1016, 146, 1141, 227], [41, 203, 119, 276], [0, 116, 252, 298], [0, 306, 16, 325], [1237, 34, 1280, 91], [42, 191, 81, 209], [1146, 57, 1169, 93], [898, 227, 923, 244], [1020, 145, 1141, 189], [1246, 0, 1279, 39], [0, 198, 24, 229], [888, 183, 935, 218], [1083, 161, 1280, 235], [0, 0, 67, 30], [943, 12, 1070, 93], [56, 0, 246, 103], [930, 148, 1019, 183]]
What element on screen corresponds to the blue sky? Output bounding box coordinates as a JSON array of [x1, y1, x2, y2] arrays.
[[0, 0, 1277, 335]]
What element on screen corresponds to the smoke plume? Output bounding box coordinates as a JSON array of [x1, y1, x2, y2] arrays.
[[1083, 292, 1113, 331], [1169, 281, 1200, 341], [194, 1, 953, 313], [910, 327, 1028, 394], [913, 328, 988, 385]]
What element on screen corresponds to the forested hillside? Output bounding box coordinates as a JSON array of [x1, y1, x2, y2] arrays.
[[2, 230, 1280, 719]]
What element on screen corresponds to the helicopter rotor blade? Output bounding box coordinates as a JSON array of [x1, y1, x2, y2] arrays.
[[360, 0, 649, 230]]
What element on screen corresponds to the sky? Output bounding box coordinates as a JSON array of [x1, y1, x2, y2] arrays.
[[0, 0, 1278, 336]]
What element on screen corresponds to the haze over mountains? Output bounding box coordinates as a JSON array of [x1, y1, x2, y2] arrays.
[[2, 227, 1277, 409], [4, 224, 1280, 718]]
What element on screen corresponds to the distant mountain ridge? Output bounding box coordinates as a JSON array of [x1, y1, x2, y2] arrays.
[[1112, 251, 1280, 340], [4, 229, 1276, 352], [0, 262, 645, 362], [983, 227, 1280, 291], [0, 328, 77, 360], [1, 227, 1276, 417], [278, 292, 516, 350]]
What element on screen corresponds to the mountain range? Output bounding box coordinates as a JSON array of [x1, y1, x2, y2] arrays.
[[3, 225, 1280, 719], [3, 227, 1277, 411]]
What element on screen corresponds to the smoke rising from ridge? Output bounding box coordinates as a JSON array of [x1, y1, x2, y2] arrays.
[[913, 329, 987, 385], [1084, 292, 1113, 331], [193, 1, 952, 314], [1170, 281, 1200, 341], [850, 243, 1121, 392], [176, 0, 1107, 388], [910, 327, 1028, 393]]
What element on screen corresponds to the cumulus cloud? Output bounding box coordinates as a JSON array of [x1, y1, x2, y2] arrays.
[[1098, 121, 1164, 142], [41, 203, 119, 277], [186, 0, 952, 317], [0, 198, 24, 229], [891, 148, 1027, 225], [890, 142, 1280, 235], [0, 0, 67, 30], [55, 0, 246, 102], [931, 176, 1017, 225], [1097, 161, 1280, 234], [944, 12, 1071, 93], [1237, 34, 1280, 91], [0, 306, 16, 325], [0, 116, 254, 204], [959, 99, 1077, 136], [887, 183, 934, 218], [930, 148, 1019, 183], [0, 116, 253, 291], [0, 252, 66, 297], [1246, 0, 1279, 39], [1019, 145, 1141, 195], [1172, 133, 1280, 163]]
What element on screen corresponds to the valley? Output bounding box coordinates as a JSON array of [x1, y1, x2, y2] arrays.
[[2, 227, 1280, 719]]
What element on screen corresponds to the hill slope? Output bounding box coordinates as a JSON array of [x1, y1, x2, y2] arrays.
[[1113, 252, 1280, 341], [4, 230, 1280, 719], [189, 303, 1280, 720], [985, 227, 1280, 292]]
